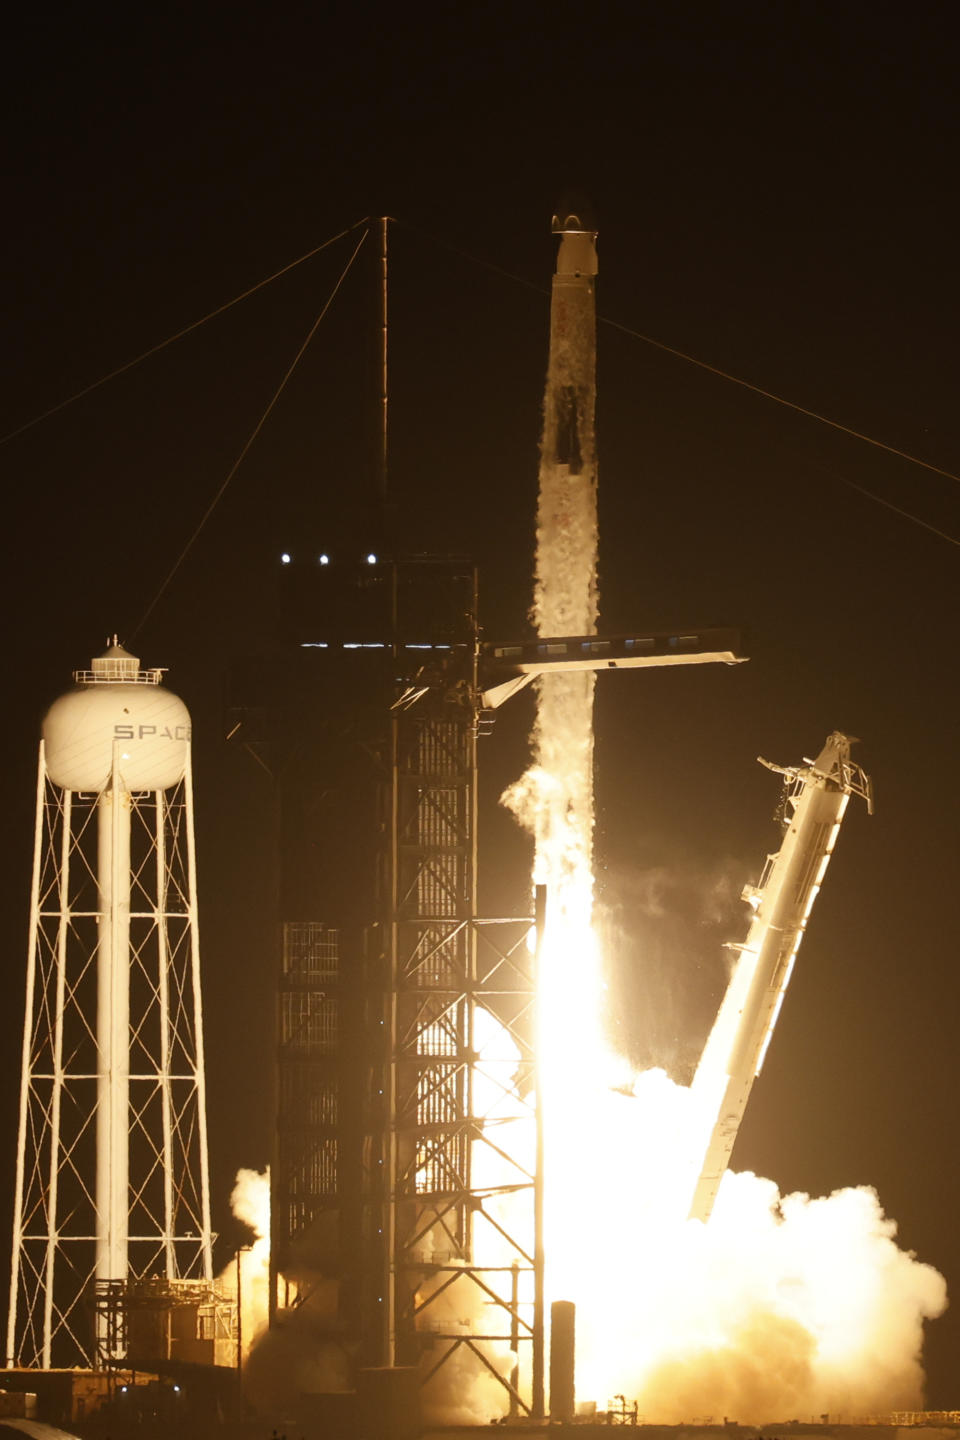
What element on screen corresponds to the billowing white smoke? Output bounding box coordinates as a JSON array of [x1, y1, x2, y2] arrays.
[[218, 1166, 270, 1360], [231, 1165, 270, 1242], [498, 230, 946, 1419], [532, 1068, 947, 1420], [228, 1165, 354, 1410]]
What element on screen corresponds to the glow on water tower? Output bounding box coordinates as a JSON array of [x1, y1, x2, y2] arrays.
[[6, 640, 213, 1369]]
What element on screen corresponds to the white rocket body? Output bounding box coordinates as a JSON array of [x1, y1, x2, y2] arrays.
[[688, 732, 872, 1223], [536, 212, 598, 641], [523, 211, 600, 908]]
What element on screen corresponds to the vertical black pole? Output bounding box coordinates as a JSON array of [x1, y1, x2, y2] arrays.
[[235, 1248, 243, 1396], [378, 216, 389, 512], [385, 558, 400, 1366]]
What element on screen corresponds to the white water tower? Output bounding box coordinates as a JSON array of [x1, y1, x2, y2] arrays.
[[6, 640, 213, 1369]]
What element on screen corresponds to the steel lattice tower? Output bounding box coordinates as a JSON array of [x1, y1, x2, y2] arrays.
[[383, 563, 542, 1413], [6, 642, 213, 1370]]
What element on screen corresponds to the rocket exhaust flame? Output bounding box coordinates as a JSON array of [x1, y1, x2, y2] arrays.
[[499, 215, 946, 1421]]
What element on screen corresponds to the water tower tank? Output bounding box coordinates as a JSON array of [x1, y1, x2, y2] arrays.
[[43, 640, 191, 792]]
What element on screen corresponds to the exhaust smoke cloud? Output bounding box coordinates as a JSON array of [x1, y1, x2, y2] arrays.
[[222, 1166, 271, 1362]]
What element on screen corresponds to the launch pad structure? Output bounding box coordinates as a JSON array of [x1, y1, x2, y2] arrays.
[[243, 549, 747, 1418], [231, 212, 751, 1416], [247, 213, 883, 1423], [250, 214, 886, 1426], [245, 555, 543, 1412]]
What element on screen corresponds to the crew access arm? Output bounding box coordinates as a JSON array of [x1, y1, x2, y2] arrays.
[[688, 731, 873, 1223]]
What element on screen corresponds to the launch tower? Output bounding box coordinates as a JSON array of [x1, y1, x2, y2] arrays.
[[249, 557, 541, 1412]]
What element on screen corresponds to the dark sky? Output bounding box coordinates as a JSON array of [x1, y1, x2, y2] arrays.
[[2, 1, 959, 1405]]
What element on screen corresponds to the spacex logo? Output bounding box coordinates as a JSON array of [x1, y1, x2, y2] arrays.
[[113, 723, 192, 741]]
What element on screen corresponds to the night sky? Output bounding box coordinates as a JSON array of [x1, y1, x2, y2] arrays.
[[2, 2, 959, 1406]]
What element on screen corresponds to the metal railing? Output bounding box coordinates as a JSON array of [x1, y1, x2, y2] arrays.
[[73, 667, 165, 685]]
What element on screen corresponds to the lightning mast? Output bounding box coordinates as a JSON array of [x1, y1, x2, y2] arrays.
[[688, 731, 873, 1223], [7, 641, 213, 1369]]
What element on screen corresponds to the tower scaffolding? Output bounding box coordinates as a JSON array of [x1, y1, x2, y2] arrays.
[[270, 555, 743, 1414], [383, 562, 542, 1414]]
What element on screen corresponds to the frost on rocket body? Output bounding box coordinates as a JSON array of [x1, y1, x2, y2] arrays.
[[535, 275, 597, 640], [504, 265, 599, 887]]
